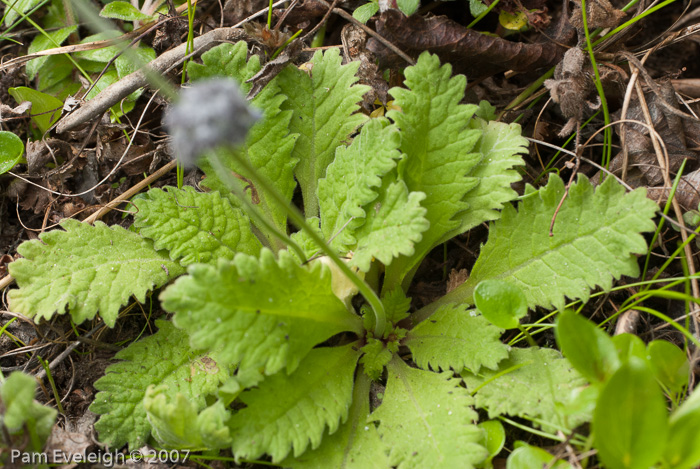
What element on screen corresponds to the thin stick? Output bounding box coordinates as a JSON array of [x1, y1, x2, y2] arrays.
[[315, 0, 415, 65]]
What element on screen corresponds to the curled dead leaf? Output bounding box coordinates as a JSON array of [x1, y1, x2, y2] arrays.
[[368, 10, 568, 78]]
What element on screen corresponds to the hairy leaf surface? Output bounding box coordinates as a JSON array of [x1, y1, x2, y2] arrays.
[[462, 347, 590, 432], [350, 178, 429, 272], [317, 118, 401, 251], [405, 304, 508, 373], [277, 48, 370, 217], [285, 372, 390, 468], [144, 387, 232, 450], [189, 41, 298, 238], [161, 250, 363, 375], [230, 345, 360, 462], [91, 320, 231, 448], [133, 186, 261, 265], [453, 174, 658, 310], [451, 118, 527, 239], [370, 358, 488, 468], [8, 219, 183, 327], [383, 52, 482, 290]]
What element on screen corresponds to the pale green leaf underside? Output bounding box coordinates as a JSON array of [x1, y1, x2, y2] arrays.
[[384, 52, 483, 289], [90, 320, 231, 449], [231, 345, 361, 462], [446, 118, 527, 242], [191, 41, 299, 236], [278, 48, 370, 217], [144, 387, 232, 450], [370, 358, 488, 469], [350, 179, 429, 273], [162, 250, 363, 375], [285, 372, 390, 469], [462, 347, 590, 433], [318, 117, 401, 251], [133, 186, 261, 265], [463, 174, 659, 310], [1, 372, 57, 443], [405, 303, 508, 373], [8, 219, 184, 327]]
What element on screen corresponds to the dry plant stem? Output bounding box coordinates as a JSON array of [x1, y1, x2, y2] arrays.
[[56, 0, 290, 133], [34, 322, 102, 380], [56, 27, 246, 133], [302, 0, 339, 41], [548, 123, 581, 236], [619, 49, 653, 181], [632, 77, 700, 333], [315, 0, 415, 65], [0, 0, 200, 71]]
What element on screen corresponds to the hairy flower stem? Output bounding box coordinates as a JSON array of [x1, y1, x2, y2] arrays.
[[221, 149, 388, 338], [208, 156, 307, 259]]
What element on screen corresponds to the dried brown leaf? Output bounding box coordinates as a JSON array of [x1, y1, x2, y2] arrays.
[[368, 10, 567, 78]]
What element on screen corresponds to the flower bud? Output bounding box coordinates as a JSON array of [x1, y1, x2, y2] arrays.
[[164, 78, 261, 167]]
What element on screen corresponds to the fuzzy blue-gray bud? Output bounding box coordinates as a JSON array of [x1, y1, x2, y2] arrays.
[[164, 78, 261, 167]]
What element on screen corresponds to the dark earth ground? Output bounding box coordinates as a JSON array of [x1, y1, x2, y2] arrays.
[[2, 0, 700, 466]]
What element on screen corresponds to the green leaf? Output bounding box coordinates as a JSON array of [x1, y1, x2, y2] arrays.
[[85, 68, 139, 119], [191, 42, 298, 238], [0, 372, 57, 450], [462, 347, 589, 433], [454, 118, 527, 237], [593, 357, 668, 469], [277, 48, 370, 217], [664, 385, 700, 469], [74, 31, 123, 62], [8, 219, 184, 327], [230, 345, 361, 462], [8, 86, 63, 133], [456, 174, 658, 311], [100, 1, 153, 21], [4, 0, 44, 27], [284, 371, 391, 469], [469, 0, 489, 17], [132, 186, 262, 266], [37, 55, 74, 93], [370, 358, 488, 468], [144, 387, 232, 450], [0, 131, 24, 174], [473, 279, 528, 329], [405, 303, 508, 373], [382, 288, 411, 323], [26, 25, 77, 80], [383, 52, 482, 290], [91, 320, 232, 449], [114, 43, 156, 78], [360, 338, 394, 381], [187, 41, 259, 86], [317, 117, 402, 252], [478, 420, 506, 466], [352, 2, 379, 23], [555, 309, 620, 383], [506, 445, 573, 469], [397, 0, 420, 16], [161, 250, 363, 375], [612, 333, 647, 364], [647, 339, 689, 394], [349, 178, 429, 272]]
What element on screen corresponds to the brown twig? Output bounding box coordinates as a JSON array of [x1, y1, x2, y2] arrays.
[[315, 0, 415, 65]]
